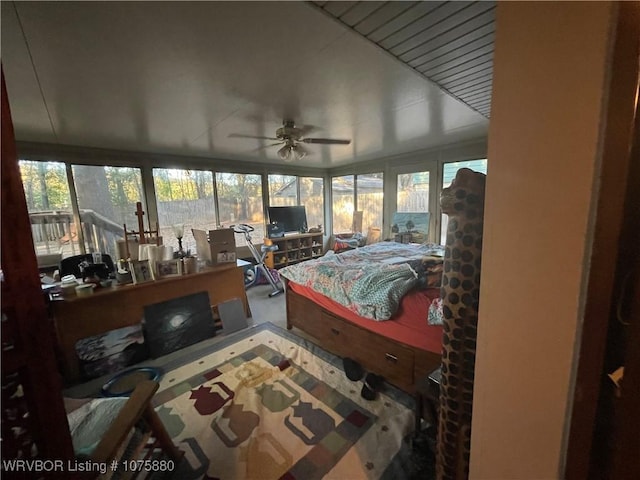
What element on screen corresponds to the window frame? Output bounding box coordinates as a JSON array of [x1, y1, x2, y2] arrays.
[[16, 140, 487, 258], [439, 158, 488, 244], [389, 159, 438, 243]]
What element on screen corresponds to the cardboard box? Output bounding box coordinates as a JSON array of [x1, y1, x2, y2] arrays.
[[194, 228, 236, 267], [192, 229, 210, 262], [209, 228, 237, 265], [193, 228, 237, 266]]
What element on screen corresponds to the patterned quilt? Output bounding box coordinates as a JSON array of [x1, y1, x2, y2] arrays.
[[279, 242, 443, 321]]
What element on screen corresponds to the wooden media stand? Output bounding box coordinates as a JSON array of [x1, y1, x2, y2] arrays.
[[264, 232, 324, 269]]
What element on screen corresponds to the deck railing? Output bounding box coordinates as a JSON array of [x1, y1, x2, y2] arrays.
[[30, 210, 124, 264]]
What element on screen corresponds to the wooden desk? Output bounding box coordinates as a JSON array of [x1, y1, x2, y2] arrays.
[[51, 265, 250, 384]]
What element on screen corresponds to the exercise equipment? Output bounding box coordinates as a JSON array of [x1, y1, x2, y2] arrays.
[[232, 224, 284, 297]]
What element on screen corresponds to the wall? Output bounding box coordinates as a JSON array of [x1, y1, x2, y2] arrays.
[[470, 2, 615, 479]]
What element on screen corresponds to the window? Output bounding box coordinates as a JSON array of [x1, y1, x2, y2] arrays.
[[357, 173, 384, 233], [268, 175, 297, 207], [300, 176, 324, 231], [153, 168, 216, 255], [441, 159, 488, 244], [332, 173, 383, 234], [397, 171, 429, 213], [269, 175, 325, 232], [72, 165, 144, 258], [332, 175, 354, 233], [215, 172, 264, 246], [19, 160, 76, 259]]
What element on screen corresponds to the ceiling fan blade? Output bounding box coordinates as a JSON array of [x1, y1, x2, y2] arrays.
[[298, 124, 319, 137], [228, 133, 280, 141], [253, 142, 284, 152], [301, 138, 351, 145]]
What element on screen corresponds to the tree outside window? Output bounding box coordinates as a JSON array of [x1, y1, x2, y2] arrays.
[[72, 165, 144, 258], [19, 160, 75, 258], [153, 168, 216, 255], [215, 172, 264, 246]]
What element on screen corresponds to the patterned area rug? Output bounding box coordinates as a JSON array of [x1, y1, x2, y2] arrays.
[[148, 323, 431, 480]]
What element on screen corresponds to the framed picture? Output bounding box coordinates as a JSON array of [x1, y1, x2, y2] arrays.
[[128, 259, 154, 284], [75, 324, 148, 381], [156, 259, 182, 278]]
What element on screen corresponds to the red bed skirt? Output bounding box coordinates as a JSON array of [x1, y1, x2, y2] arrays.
[[287, 281, 444, 354]]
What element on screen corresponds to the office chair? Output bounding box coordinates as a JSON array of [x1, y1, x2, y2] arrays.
[[59, 253, 115, 279]]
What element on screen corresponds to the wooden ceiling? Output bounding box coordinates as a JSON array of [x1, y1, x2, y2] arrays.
[[1, 1, 491, 168], [312, 1, 495, 118]]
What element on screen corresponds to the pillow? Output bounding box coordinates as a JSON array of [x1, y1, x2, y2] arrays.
[[428, 297, 444, 326]]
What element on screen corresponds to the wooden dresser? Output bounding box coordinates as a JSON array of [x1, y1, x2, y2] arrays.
[[286, 282, 440, 394]]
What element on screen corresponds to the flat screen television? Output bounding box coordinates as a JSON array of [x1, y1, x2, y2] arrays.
[[268, 206, 307, 234]]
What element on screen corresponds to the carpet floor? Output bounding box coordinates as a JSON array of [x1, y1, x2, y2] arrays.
[[136, 322, 435, 480]]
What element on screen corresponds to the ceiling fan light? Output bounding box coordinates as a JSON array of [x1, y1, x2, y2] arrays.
[[277, 145, 291, 161], [293, 144, 307, 160]]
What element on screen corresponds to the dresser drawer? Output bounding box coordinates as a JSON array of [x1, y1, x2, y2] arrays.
[[287, 292, 324, 338], [320, 311, 415, 388]]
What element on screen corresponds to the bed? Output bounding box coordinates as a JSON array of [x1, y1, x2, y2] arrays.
[[279, 241, 444, 394]]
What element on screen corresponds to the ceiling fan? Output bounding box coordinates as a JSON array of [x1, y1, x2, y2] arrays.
[[229, 120, 351, 162]]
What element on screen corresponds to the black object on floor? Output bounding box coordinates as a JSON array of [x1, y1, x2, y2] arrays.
[[361, 372, 384, 400], [343, 357, 365, 381], [382, 430, 436, 480], [143, 291, 216, 358]]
